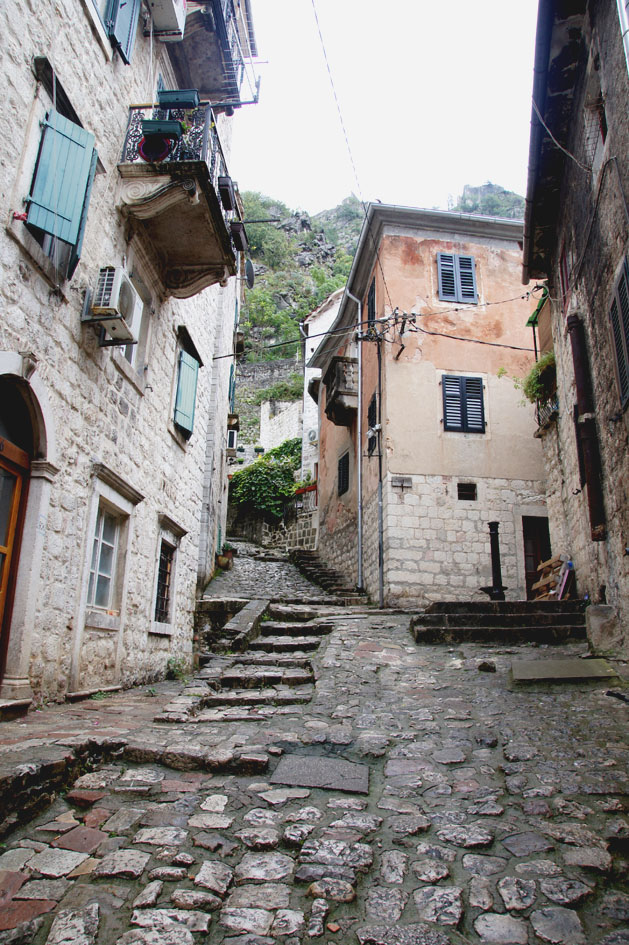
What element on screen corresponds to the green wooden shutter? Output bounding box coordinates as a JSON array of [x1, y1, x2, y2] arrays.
[[610, 261, 629, 407], [27, 110, 95, 246], [67, 148, 98, 279], [438, 253, 457, 301], [457, 255, 478, 303], [463, 376, 485, 432], [107, 0, 141, 64], [174, 350, 199, 435]]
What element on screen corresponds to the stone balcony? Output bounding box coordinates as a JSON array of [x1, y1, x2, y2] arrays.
[[323, 356, 358, 426], [117, 102, 244, 299]]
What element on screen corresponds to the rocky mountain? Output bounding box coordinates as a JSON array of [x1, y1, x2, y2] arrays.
[[450, 182, 525, 219]]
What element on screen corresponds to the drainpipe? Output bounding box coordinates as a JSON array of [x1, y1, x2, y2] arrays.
[[567, 315, 607, 541], [376, 333, 384, 608], [346, 290, 364, 591]]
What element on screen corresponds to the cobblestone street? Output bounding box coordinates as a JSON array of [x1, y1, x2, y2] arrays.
[[1, 547, 628, 945]]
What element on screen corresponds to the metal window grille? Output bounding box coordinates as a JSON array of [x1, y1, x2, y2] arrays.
[[154, 540, 175, 623], [367, 393, 377, 456], [457, 482, 477, 501]]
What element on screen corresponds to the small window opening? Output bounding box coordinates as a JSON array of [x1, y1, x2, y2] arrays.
[[155, 540, 175, 623], [457, 482, 477, 501]]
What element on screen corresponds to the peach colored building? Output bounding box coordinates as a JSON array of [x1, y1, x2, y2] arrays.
[[310, 205, 548, 608]]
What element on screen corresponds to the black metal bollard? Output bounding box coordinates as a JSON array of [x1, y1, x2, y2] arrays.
[[480, 520, 507, 601]]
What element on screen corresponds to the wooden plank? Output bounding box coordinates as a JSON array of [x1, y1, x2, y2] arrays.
[[537, 555, 563, 571]]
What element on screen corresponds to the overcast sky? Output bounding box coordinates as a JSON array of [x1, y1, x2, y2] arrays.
[[230, 0, 540, 216]]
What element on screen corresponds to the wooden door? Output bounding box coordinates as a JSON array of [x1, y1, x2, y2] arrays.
[[0, 438, 30, 681], [523, 515, 551, 600]]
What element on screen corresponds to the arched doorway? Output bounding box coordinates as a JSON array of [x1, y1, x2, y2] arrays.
[[0, 378, 34, 685]]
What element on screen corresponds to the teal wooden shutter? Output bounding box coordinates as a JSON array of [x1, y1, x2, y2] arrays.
[[457, 255, 478, 303], [67, 148, 98, 279], [438, 253, 457, 301], [107, 0, 141, 64], [174, 350, 199, 435], [27, 110, 95, 246]]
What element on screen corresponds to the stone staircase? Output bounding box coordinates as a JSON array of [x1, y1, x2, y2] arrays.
[[193, 602, 334, 719], [290, 549, 367, 605], [411, 599, 587, 645]]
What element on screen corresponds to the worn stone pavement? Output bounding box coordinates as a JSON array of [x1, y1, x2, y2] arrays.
[[1, 548, 629, 945]]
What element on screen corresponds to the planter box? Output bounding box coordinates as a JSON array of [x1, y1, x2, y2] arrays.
[[141, 119, 183, 140], [158, 89, 200, 110], [230, 220, 249, 253]]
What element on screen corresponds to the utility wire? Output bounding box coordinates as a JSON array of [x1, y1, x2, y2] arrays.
[[215, 289, 538, 360]]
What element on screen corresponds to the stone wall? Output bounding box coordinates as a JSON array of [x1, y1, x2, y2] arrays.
[[235, 358, 301, 445], [0, 0, 240, 701], [260, 400, 302, 451]]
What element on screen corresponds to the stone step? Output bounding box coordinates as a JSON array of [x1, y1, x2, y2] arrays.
[[267, 604, 320, 622], [203, 685, 315, 707], [416, 612, 586, 629], [216, 666, 314, 689], [425, 600, 586, 615], [249, 635, 323, 653], [411, 624, 587, 645], [259, 620, 331, 637]]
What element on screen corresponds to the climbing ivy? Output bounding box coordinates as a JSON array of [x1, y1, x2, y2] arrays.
[[230, 437, 302, 520]]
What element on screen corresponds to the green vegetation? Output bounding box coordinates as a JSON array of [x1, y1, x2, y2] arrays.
[[451, 183, 525, 220], [230, 437, 302, 520], [165, 656, 188, 682], [240, 192, 359, 363], [517, 350, 557, 406], [251, 373, 303, 405]]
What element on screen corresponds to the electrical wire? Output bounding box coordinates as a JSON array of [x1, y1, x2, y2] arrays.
[[532, 99, 592, 174], [214, 289, 539, 360], [309, 0, 394, 313]]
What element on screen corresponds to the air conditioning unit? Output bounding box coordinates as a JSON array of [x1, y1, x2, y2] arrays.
[[89, 267, 143, 344], [149, 0, 187, 40]]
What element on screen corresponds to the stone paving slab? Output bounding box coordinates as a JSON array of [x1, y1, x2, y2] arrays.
[[270, 754, 370, 794], [511, 657, 619, 682], [1, 601, 629, 944]]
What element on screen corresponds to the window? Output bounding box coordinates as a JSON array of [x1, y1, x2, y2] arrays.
[[367, 393, 377, 456], [437, 253, 478, 304], [442, 375, 485, 433], [89, 0, 141, 63], [87, 505, 119, 609], [367, 279, 376, 327], [338, 452, 350, 496], [457, 482, 477, 501], [172, 328, 203, 439], [609, 258, 629, 407], [25, 107, 98, 281], [227, 429, 237, 450], [154, 540, 175, 623]]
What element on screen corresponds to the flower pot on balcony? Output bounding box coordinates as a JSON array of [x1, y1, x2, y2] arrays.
[[141, 119, 183, 139], [158, 89, 200, 110], [218, 175, 236, 211], [138, 135, 174, 162]]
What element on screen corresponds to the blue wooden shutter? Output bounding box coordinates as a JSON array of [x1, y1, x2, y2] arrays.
[[67, 148, 98, 279], [174, 351, 199, 434], [457, 255, 478, 303], [438, 253, 457, 301], [107, 0, 141, 64], [27, 110, 95, 246], [462, 376, 485, 432], [442, 375, 463, 430]]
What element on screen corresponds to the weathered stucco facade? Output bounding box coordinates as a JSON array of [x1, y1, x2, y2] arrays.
[[0, 0, 255, 704], [311, 206, 547, 608], [523, 0, 629, 655]]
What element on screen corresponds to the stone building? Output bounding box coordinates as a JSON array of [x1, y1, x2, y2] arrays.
[[301, 288, 343, 482], [523, 0, 629, 654], [310, 204, 548, 608], [0, 0, 256, 706]]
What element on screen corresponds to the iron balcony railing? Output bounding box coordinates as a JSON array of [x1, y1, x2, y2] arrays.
[[120, 103, 232, 229], [294, 483, 318, 514], [536, 392, 559, 428]]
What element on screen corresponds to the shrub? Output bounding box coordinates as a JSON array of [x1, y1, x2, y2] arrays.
[[518, 350, 556, 406], [230, 437, 302, 520]]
